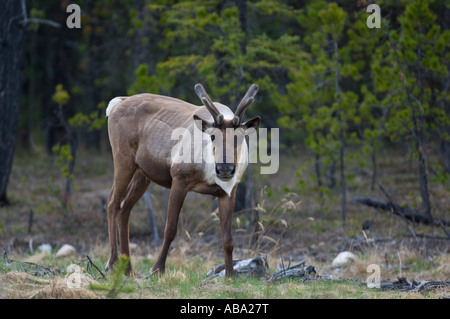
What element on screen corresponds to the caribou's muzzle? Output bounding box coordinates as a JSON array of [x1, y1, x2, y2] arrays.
[[215, 163, 236, 180]]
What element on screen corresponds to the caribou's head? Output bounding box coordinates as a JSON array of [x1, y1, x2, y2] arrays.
[[193, 83, 261, 181]]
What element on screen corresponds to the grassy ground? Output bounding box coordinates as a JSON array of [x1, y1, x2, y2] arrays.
[[0, 143, 449, 299], [2, 251, 448, 299]]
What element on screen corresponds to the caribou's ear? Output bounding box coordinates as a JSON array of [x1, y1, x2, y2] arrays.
[[242, 116, 261, 136], [193, 114, 214, 132]]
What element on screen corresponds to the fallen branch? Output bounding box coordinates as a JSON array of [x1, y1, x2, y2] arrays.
[[86, 255, 106, 280], [2, 249, 55, 276], [438, 220, 450, 239], [205, 256, 269, 279], [268, 261, 317, 282], [351, 197, 450, 227], [381, 277, 450, 292]]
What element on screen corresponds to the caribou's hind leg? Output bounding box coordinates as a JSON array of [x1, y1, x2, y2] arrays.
[[106, 165, 135, 273], [106, 159, 149, 275], [116, 169, 150, 275]]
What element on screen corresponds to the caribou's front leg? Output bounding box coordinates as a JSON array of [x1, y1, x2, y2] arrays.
[[218, 185, 238, 277], [150, 179, 187, 275]]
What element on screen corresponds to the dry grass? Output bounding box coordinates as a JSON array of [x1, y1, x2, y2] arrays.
[[0, 272, 98, 299]]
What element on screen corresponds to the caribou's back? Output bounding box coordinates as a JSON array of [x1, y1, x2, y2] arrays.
[[107, 93, 200, 186]]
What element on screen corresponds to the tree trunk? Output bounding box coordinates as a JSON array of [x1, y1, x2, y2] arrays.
[[237, 1, 248, 200], [0, 0, 28, 205], [328, 157, 337, 189], [444, 140, 450, 174], [334, 38, 346, 227], [56, 104, 77, 213], [415, 41, 432, 223], [144, 189, 160, 243], [371, 139, 377, 191], [236, 0, 247, 55], [315, 153, 323, 196], [442, 74, 450, 174], [313, 131, 323, 197]]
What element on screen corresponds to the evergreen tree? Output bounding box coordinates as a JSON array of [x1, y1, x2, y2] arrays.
[[372, 0, 450, 222]]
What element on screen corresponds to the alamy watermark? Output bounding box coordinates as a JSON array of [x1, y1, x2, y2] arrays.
[[171, 123, 279, 175], [65, 3, 381, 30], [65, 264, 82, 288], [66, 4, 81, 29], [366, 264, 381, 288], [366, 4, 381, 29]]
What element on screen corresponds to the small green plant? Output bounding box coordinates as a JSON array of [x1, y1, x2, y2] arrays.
[[50, 84, 106, 213], [52, 144, 74, 181], [90, 255, 135, 298]]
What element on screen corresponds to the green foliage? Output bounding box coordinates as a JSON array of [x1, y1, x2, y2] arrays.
[[318, 2, 347, 39], [274, 0, 449, 208], [52, 84, 70, 105], [52, 145, 74, 180], [90, 255, 135, 298], [374, 0, 449, 142], [68, 111, 105, 132], [127, 64, 161, 95]]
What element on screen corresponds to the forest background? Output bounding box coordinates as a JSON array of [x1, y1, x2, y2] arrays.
[[0, 0, 449, 299]]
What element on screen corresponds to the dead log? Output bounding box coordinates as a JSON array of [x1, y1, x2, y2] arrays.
[[206, 256, 269, 279], [268, 261, 317, 282], [380, 277, 450, 292], [351, 197, 450, 227]]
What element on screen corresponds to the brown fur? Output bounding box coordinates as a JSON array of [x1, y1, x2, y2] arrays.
[[106, 86, 259, 277]]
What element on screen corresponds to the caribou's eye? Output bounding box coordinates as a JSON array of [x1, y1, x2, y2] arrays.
[[211, 135, 215, 141]]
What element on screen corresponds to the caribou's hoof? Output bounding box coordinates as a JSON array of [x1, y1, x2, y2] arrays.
[[105, 258, 117, 272], [146, 265, 164, 277], [225, 269, 237, 277]]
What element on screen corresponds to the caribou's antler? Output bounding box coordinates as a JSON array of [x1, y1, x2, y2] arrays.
[[194, 83, 224, 125], [232, 84, 259, 126]]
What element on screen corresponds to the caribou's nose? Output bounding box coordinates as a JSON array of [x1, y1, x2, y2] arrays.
[[216, 163, 236, 179]]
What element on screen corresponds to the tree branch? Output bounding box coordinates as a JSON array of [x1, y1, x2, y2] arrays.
[[351, 196, 450, 227], [20, 0, 61, 28]]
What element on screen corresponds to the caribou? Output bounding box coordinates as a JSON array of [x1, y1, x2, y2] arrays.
[[105, 83, 260, 276]]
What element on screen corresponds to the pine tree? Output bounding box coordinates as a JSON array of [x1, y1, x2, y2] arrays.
[[372, 0, 450, 223], [281, 1, 358, 226]]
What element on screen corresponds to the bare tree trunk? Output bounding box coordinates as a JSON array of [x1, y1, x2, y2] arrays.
[[144, 189, 160, 243], [236, 0, 247, 55], [415, 39, 432, 223], [0, 0, 28, 205], [315, 153, 323, 196], [235, 0, 258, 239], [416, 129, 432, 222], [442, 74, 450, 174], [328, 157, 337, 189], [444, 140, 450, 174], [56, 104, 77, 214], [334, 38, 346, 227], [313, 131, 323, 197], [371, 139, 377, 191]]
